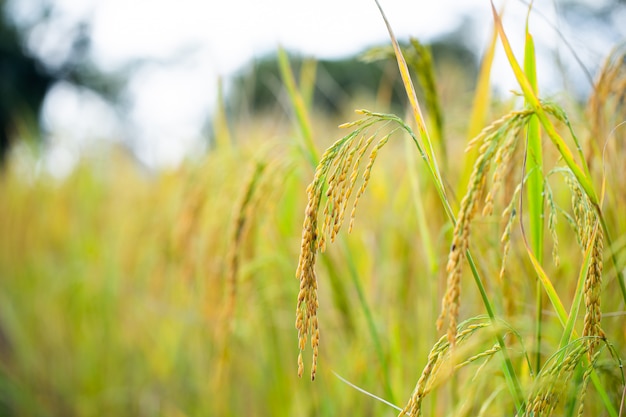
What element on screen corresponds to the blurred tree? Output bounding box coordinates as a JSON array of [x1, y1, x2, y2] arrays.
[[0, 0, 53, 165], [226, 52, 407, 116], [0, 0, 126, 168], [226, 38, 478, 120]]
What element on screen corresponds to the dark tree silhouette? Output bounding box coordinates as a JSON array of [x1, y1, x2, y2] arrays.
[[0, 0, 126, 168], [225, 37, 479, 123], [0, 1, 53, 165]]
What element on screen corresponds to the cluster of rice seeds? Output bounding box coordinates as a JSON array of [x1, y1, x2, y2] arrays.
[[587, 49, 626, 163], [295, 116, 393, 379], [319, 133, 374, 251], [576, 351, 601, 417], [482, 124, 522, 217], [214, 157, 288, 389], [565, 174, 605, 357], [463, 109, 532, 153], [545, 182, 560, 267], [170, 182, 206, 278], [495, 182, 523, 317], [525, 342, 589, 416], [439, 110, 531, 345], [453, 342, 501, 371], [566, 175, 596, 250], [295, 175, 322, 379], [583, 225, 605, 358], [399, 321, 491, 417], [212, 159, 273, 396], [223, 160, 270, 327], [348, 133, 391, 232]]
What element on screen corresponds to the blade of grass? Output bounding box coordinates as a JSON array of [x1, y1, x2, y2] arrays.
[[321, 255, 356, 335], [213, 77, 232, 150], [462, 8, 498, 188], [558, 228, 595, 353], [341, 238, 396, 405], [372, 0, 443, 188], [332, 371, 402, 412], [277, 47, 319, 167], [408, 39, 446, 167], [299, 58, 317, 110], [524, 11, 544, 264], [405, 139, 437, 275], [522, 8, 545, 376]]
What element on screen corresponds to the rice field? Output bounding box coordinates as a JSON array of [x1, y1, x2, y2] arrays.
[[1, 3, 625, 416]]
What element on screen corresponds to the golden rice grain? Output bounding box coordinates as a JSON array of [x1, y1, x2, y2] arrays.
[[583, 224, 605, 359]]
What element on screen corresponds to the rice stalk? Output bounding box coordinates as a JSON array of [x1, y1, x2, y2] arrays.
[[524, 341, 594, 417], [223, 159, 269, 331], [499, 181, 523, 316], [212, 158, 270, 399], [327, 4, 526, 402], [277, 46, 318, 166], [398, 319, 496, 417], [576, 351, 602, 417], [295, 112, 393, 380], [462, 13, 498, 186], [439, 109, 531, 345], [360, 38, 445, 160], [369, 16, 523, 408], [582, 221, 606, 360], [587, 47, 626, 168]]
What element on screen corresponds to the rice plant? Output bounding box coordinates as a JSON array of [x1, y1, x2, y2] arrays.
[[294, 2, 626, 416]]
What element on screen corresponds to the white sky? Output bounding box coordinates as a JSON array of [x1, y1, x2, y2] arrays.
[[8, 0, 622, 172]]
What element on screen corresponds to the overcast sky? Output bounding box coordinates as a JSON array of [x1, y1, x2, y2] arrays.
[[7, 0, 623, 173]]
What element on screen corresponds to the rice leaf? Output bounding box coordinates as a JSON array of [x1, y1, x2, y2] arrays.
[[277, 47, 318, 167]]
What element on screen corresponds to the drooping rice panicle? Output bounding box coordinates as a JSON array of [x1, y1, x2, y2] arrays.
[[583, 224, 605, 359], [562, 171, 606, 358], [545, 181, 560, 267], [482, 122, 523, 216], [499, 182, 523, 284], [439, 110, 532, 345], [399, 320, 491, 417], [295, 112, 395, 379], [576, 351, 601, 417], [525, 342, 588, 416], [349, 132, 392, 233]]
